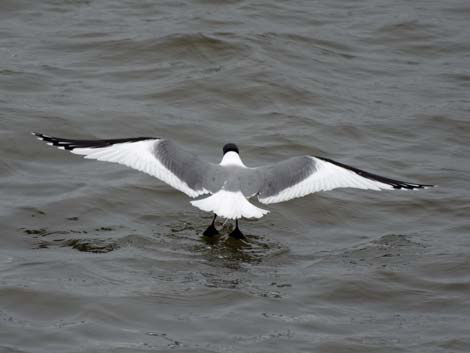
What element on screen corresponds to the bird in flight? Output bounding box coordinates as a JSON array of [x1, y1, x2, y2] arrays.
[[33, 133, 433, 239]]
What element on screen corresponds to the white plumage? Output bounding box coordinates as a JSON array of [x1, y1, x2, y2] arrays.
[[191, 190, 269, 219], [70, 139, 208, 198], [259, 157, 392, 204]]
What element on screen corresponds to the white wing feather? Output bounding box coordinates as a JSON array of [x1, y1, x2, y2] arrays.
[[259, 157, 394, 204], [70, 140, 208, 198]]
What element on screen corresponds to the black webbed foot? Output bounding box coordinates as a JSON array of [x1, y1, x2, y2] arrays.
[[203, 223, 219, 237], [228, 227, 245, 240], [202, 214, 219, 237], [228, 219, 246, 240]]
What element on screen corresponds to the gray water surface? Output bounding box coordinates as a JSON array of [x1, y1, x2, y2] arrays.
[[1, 1, 470, 352]]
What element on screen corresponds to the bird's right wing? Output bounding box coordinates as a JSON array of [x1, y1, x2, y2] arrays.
[[33, 133, 218, 198], [257, 155, 434, 204]]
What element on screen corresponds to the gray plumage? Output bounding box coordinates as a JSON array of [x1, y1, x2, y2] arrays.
[[155, 140, 317, 199]]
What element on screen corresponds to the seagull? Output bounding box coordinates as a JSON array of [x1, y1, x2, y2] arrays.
[[33, 133, 434, 239]]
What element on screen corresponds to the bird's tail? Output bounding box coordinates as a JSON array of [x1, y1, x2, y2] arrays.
[[190, 190, 269, 220]]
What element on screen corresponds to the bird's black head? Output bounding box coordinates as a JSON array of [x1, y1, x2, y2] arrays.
[[223, 143, 239, 155]]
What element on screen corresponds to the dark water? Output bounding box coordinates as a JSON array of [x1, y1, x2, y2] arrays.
[[1, 0, 470, 352]]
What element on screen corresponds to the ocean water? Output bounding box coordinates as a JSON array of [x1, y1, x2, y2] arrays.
[[1, 0, 469, 352]]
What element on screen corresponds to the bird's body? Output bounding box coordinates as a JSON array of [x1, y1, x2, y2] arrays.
[[33, 133, 434, 238], [190, 151, 270, 220]]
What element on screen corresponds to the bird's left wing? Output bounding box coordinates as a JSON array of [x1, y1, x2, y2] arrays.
[[257, 155, 434, 204], [33, 133, 218, 198]]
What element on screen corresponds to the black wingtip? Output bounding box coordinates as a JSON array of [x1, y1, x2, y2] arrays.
[[33, 133, 157, 151], [396, 183, 435, 190], [33, 132, 53, 141], [316, 156, 435, 191]]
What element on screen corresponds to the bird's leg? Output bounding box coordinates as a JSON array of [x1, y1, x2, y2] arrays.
[[229, 219, 245, 240], [202, 214, 219, 237]]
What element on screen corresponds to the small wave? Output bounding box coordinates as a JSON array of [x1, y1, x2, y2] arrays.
[[49, 33, 250, 67]]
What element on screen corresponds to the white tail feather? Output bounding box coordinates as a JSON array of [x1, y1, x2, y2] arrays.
[[191, 190, 269, 220]]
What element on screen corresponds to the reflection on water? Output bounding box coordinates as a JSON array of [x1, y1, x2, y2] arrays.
[[22, 217, 289, 270], [198, 233, 289, 269]]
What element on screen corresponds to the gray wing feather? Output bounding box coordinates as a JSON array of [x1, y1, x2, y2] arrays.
[[34, 133, 224, 198], [154, 140, 223, 194], [256, 155, 434, 204], [255, 156, 317, 199]]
